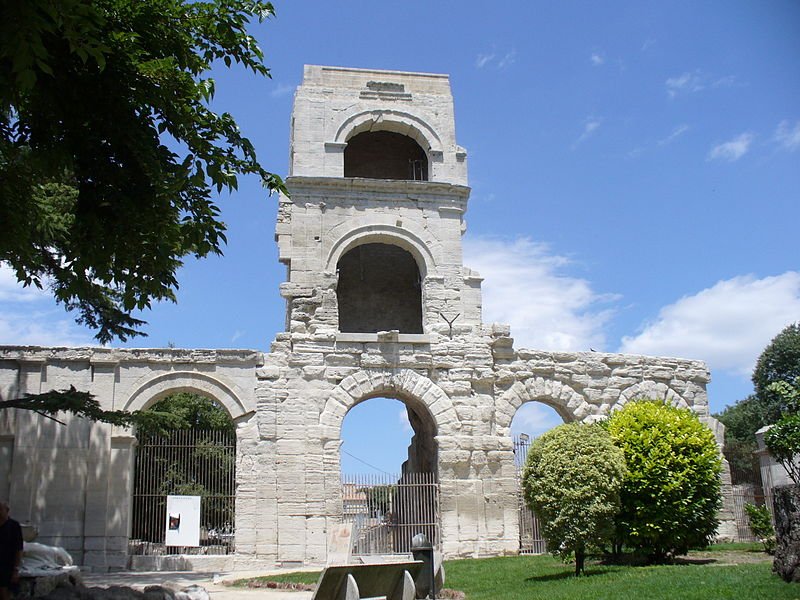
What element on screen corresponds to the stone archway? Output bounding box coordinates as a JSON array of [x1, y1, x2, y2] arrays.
[[336, 243, 424, 334], [615, 381, 689, 411], [120, 371, 251, 565], [334, 109, 443, 156], [496, 378, 597, 433], [319, 369, 460, 553], [122, 371, 250, 421], [320, 369, 460, 461]]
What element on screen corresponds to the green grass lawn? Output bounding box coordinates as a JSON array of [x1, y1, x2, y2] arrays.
[[231, 547, 797, 599], [444, 553, 796, 600]]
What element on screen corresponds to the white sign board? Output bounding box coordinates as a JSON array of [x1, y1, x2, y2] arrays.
[[165, 495, 201, 547]]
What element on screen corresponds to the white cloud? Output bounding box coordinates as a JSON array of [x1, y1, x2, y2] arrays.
[[574, 117, 602, 147], [0, 264, 93, 347], [269, 83, 294, 98], [475, 52, 495, 69], [475, 49, 516, 70], [590, 52, 605, 66], [666, 70, 735, 98], [708, 132, 753, 162], [398, 409, 413, 434], [463, 237, 615, 352], [497, 50, 517, 70], [658, 124, 689, 146], [511, 402, 564, 438], [620, 272, 800, 377], [666, 71, 704, 97], [0, 310, 93, 347], [627, 146, 645, 159], [0, 264, 48, 302], [774, 120, 800, 151]]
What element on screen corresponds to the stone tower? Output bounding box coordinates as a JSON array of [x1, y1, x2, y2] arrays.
[[243, 65, 515, 563]]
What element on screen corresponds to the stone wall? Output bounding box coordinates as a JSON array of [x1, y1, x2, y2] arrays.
[[0, 333, 737, 569], [0, 64, 738, 570], [234, 320, 736, 564], [0, 347, 261, 570]]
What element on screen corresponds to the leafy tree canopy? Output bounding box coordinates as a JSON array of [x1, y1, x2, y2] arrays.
[[605, 400, 722, 561], [523, 422, 627, 576], [136, 391, 234, 437], [714, 395, 763, 477], [0, 0, 284, 343], [715, 323, 800, 474], [763, 379, 800, 486], [752, 323, 800, 420]]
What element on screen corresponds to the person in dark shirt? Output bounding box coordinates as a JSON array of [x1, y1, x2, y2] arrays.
[[0, 500, 23, 600]]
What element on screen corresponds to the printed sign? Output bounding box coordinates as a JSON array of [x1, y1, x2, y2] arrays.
[[165, 495, 201, 547]]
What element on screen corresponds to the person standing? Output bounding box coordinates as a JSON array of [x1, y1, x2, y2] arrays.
[[0, 501, 22, 600]]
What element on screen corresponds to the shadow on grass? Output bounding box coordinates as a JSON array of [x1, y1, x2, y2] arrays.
[[673, 557, 717, 565], [525, 567, 621, 582], [600, 554, 719, 567]]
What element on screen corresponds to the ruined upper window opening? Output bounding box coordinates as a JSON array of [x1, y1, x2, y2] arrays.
[[344, 131, 428, 181], [337, 243, 423, 334]]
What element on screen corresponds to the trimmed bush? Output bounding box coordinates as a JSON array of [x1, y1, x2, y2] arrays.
[[522, 422, 627, 575], [605, 400, 722, 560]]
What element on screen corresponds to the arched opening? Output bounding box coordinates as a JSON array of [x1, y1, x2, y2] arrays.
[[344, 131, 428, 180], [340, 396, 438, 556], [130, 392, 236, 558], [511, 401, 565, 555], [337, 243, 423, 334]]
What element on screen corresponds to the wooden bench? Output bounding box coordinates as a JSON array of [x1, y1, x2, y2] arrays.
[[311, 560, 424, 600]]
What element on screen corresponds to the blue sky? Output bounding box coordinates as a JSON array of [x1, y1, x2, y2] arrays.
[[1, 1, 799, 473]]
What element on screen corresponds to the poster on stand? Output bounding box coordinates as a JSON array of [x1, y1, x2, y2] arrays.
[[165, 495, 201, 547]]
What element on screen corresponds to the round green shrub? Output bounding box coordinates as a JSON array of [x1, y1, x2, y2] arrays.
[[605, 400, 722, 560], [522, 422, 627, 575]]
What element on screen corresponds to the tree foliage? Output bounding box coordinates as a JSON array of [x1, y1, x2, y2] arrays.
[[753, 324, 800, 417], [605, 400, 722, 560], [715, 323, 800, 477], [0, 0, 285, 343], [136, 391, 235, 437], [714, 395, 762, 477], [763, 380, 800, 486], [522, 422, 627, 576], [362, 484, 395, 518], [0, 385, 137, 426], [0, 387, 234, 435], [743, 503, 776, 554]]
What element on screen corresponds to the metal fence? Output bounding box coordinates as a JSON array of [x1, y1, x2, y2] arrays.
[[513, 435, 547, 554], [129, 429, 236, 556], [728, 463, 772, 542], [341, 472, 440, 556]]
